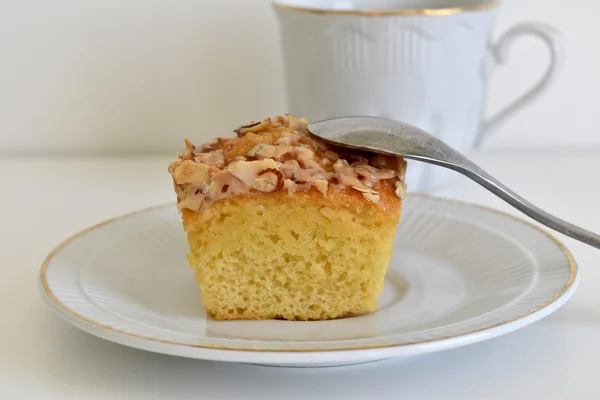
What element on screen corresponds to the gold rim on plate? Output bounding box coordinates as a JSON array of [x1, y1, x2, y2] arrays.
[[39, 195, 577, 353], [272, 0, 501, 17]]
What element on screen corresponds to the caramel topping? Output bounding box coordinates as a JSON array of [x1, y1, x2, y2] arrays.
[[169, 114, 407, 211]]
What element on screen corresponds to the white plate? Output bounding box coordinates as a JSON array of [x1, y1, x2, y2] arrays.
[[40, 195, 577, 367]]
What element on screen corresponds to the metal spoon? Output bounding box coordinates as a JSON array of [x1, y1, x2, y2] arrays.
[[308, 116, 600, 249]]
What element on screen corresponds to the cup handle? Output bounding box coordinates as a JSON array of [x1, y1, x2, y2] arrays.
[[474, 22, 564, 149]]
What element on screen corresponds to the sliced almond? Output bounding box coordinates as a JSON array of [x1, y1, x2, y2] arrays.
[[194, 151, 225, 169], [253, 172, 279, 192], [172, 160, 212, 186], [258, 168, 284, 191], [180, 151, 194, 162], [296, 146, 322, 170], [314, 180, 328, 195], [234, 120, 269, 135], [362, 192, 380, 204], [283, 179, 297, 196], [275, 132, 292, 146], [292, 168, 328, 183], [333, 159, 352, 174], [256, 145, 277, 158], [354, 164, 379, 181], [286, 114, 309, 133], [397, 168, 407, 184], [177, 195, 204, 212], [377, 169, 397, 180], [207, 171, 248, 198], [354, 164, 396, 181], [168, 160, 178, 174], [395, 181, 407, 199], [246, 143, 267, 157], [352, 184, 378, 195], [226, 159, 278, 191], [174, 182, 188, 201], [247, 143, 276, 159], [270, 115, 288, 128], [218, 137, 235, 152], [295, 145, 314, 158], [371, 154, 405, 173], [338, 173, 362, 187], [272, 144, 292, 158], [184, 138, 196, 154], [280, 160, 301, 179], [198, 139, 219, 152]]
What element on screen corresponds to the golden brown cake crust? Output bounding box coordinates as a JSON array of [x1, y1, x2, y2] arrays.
[[169, 114, 407, 212]]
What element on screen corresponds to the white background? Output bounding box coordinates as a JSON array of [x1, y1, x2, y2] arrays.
[[0, 0, 596, 154]]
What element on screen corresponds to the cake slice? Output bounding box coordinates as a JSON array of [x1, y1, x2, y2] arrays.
[[169, 115, 407, 321]]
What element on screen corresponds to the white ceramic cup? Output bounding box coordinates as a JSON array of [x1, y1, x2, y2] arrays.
[[273, 0, 563, 192]]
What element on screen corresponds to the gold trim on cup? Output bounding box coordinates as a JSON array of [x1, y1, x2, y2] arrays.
[[272, 0, 502, 17], [39, 195, 577, 353]]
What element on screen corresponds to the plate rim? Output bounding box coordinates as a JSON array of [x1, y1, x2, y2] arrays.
[[39, 194, 578, 354]]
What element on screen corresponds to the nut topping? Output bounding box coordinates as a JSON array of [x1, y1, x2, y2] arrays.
[[227, 159, 278, 189], [272, 144, 292, 158], [170, 115, 407, 210], [257, 168, 284, 192], [195, 151, 225, 169], [362, 192, 380, 204], [234, 120, 264, 136], [395, 181, 407, 199], [247, 143, 276, 159], [283, 179, 297, 196], [314, 180, 328, 195], [172, 160, 213, 186], [253, 172, 279, 192]]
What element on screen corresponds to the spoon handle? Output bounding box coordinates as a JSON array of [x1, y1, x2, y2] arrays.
[[458, 164, 600, 249]]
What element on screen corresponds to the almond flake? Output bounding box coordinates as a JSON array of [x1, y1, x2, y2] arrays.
[[194, 151, 225, 169], [247, 143, 276, 158], [253, 173, 279, 192], [314, 180, 328, 195], [352, 184, 378, 194], [172, 160, 212, 186], [395, 181, 407, 199], [272, 144, 292, 158], [283, 179, 297, 196], [226, 159, 278, 189], [362, 192, 380, 204]]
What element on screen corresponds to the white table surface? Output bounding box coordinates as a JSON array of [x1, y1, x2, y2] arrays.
[[1, 151, 598, 399]]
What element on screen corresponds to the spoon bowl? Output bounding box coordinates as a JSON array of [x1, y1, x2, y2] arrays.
[[309, 116, 600, 249]]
